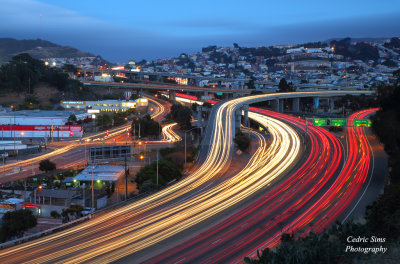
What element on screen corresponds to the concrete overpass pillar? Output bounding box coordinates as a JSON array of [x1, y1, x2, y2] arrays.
[[329, 98, 335, 113], [292, 98, 300, 112], [279, 99, 284, 113], [313, 97, 319, 113], [242, 105, 249, 127], [272, 99, 279, 112], [169, 90, 176, 101], [235, 109, 242, 131], [196, 106, 202, 124]]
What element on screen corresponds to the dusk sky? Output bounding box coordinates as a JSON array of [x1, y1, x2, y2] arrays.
[[1, 0, 400, 63]]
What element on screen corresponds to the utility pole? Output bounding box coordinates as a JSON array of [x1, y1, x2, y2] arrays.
[[124, 153, 127, 201], [91, 165, 95, 212], [184, 127, 197, 169], [156, 149, 159, 186], [184, 132, 187, 169]]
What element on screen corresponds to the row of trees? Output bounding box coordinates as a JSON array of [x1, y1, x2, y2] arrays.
[[0, 53, 85, 97], [244, 222, 376, 264], [367, 69, 400, 239], [96, 109, 135, 129]]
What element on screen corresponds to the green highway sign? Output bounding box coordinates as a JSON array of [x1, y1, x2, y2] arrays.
[[354, 119, 372, 127], [330, 118, 347, 127], [217, 92, 223, 96], [313, 118, 328, 126]]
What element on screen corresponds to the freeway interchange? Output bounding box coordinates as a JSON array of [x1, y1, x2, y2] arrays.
[[0, 91, 382, 264]]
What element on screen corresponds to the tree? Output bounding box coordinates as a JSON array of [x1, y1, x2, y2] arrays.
[[50, 210, 61, 219], [277, 78, 293, 93], [247, 76, 256, 89], [130, 93, 138, 100], [96, 113, 113, 129], [202, 102, 212, 108], [68, 114, 77, 123], [131, 115, 161, 138], [39, 159, 56, 173], [171, 104, 192, 130], [135, 159, 182, 192], [234, 132, 251, 151], [0, 209, 37, 242]]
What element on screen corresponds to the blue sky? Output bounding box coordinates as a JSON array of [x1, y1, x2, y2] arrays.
[[1, 0, 399, 63]]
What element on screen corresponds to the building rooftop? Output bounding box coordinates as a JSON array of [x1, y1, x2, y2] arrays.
[[0, 110, 87, 118], [74, 165, 125, 182]]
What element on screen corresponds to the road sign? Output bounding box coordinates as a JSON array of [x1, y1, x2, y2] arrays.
[[354, 119, 372, 127], [312, 118, 327, 126], [89, 145, 131, 161], [330, 118, 347, 127]]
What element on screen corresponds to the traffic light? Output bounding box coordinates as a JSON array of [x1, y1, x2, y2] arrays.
[[69, 131, 73, 137], [106, 130, 109, 136]]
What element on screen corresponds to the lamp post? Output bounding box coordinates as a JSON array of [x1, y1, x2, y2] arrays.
[[184, 127, 197, 169], [34, 185, 43, 216], [16, 132, 24, 161], [91, 165, 95, 212]]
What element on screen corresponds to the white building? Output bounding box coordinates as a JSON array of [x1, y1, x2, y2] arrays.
[[0, 110, 90, 126], [61, 98, 148, 113]]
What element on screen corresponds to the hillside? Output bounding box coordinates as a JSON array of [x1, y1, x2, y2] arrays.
[[0, 38, 94, 64]]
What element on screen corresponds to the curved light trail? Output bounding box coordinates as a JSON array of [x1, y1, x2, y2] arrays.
[[0, 99, 301, 264], [162, 123, 181, 142], [0, 92, 372, 264], [0, 96, 168, 181], [146, 108, 343, 264]]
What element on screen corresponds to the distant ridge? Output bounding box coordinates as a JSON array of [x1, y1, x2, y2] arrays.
[[0, 38, 95, 64], [323, 37, 390, 43]]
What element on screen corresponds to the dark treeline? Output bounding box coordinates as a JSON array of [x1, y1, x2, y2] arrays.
[[330, 38, 379, 62], [0, 53, 89, 99]]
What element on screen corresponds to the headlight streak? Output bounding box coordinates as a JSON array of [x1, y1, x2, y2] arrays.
[[161, 123, 181, 142], [146, 108, 343, 264], [1, 92, 369, 264], [0, 98, 300, 264], [233, 108, 377, 263], [0, 96, 166, 180]]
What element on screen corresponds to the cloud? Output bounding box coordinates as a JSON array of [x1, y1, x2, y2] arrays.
[[0, 1, 399, 62]]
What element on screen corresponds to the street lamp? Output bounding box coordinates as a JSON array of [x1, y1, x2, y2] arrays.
[[16, 132, 24, 161], [184, 127, 197, 169], [34, 185, 43, 216], [91, 165, 95, 212]]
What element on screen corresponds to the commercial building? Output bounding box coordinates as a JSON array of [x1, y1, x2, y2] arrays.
[[61, 98, 149, 113], [0, 110, 90, 126]]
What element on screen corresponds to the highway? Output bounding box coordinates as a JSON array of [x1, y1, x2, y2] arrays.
[[146, 108, 379, 264], [0, 96, 169, 183], [0, 91, 377, 264], [145, 108, 344, 264], [0, 96, 302, 263]]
